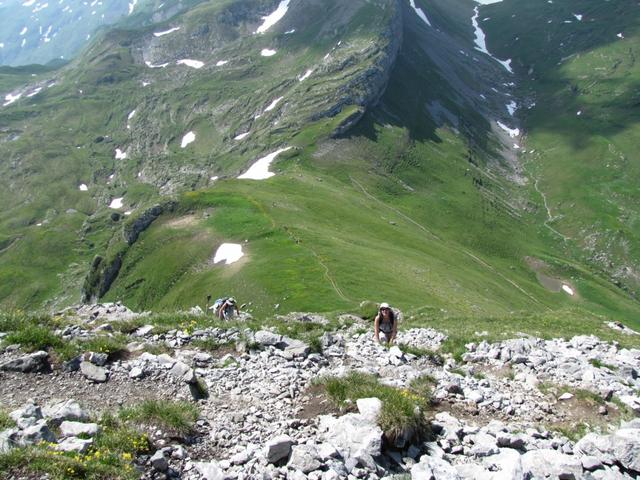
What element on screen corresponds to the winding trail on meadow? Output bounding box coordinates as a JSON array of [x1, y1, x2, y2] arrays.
[[350, 175, 545, 307], [534, 178, 571, 242]]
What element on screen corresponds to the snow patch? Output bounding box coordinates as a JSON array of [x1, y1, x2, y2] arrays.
[[181, 131, 196, 148], [506, 101, 517, 116], [3, 93, 22, 106], [128, 0, 137, 15], [145, 61, 169, 69], [115, 148, 127, 160], [261, 48, 277, 57], [216, 60, 228, 66], [79, 184, 88, 191], [298, 69, 314, 82], [238, 147, 292, 180], [213, 243, 244, 265], [408, 0, 431, 26], [177, 59, 204, 69], [285, 29, 296, 35], [496, 121, 520, 138], [573, 14, 582, 21], [617, 33, 624, 39], [234, 132, 250, 141], [255, 0, 290, 34], [154, 27, 180, 37], [562, 285, 574, 296], [27, 87, 42, 98], [471, 7, 513, 73], [109, 197, 124, 209], [264, 96, 284, 112]]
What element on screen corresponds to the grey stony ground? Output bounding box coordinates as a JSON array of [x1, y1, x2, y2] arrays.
[[1, 303, 639, 479]]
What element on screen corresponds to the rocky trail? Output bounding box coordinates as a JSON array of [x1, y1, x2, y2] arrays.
[[1, 303, 639, 479]]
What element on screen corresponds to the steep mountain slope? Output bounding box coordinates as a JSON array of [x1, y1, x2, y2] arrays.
[[0, 0, 638, 329], [478, 0, 640, 298], [0, 0, 205, 66]]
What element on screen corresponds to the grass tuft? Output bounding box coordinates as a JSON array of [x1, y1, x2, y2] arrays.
[[321, 372, 429, 443], [119, 400, 199, 435]]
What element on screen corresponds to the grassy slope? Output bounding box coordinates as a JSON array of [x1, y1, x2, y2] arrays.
[[102, 0, 640, 331], [1, 0, 639, 338], [480, 0, 640, 297]]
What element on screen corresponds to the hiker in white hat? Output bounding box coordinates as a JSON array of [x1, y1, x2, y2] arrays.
[[374, 302, 397, 345]]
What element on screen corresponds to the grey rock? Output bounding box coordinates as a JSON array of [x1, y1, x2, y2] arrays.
[[254, 330, 283, 346], [0, 429, 18, 453], [611, 427, 640, 473], [56, 437, 93, 453], [86, 351, 108, 366], [129, 366, 145, 379], [150, 450, 169, 471], [194, 461, 224, 480], [0, 351, 50, 373], [20, 420, 56, 445], [582, 456, 603, 471], [134, 325, 155, 337], [80, 361, 108, 382], [60, 421, 100, 438], [356, 397, 382, 423], [319, 413, 383, 459], [288, 445, 322, 473], [283, 338, 311, 358], [521, 449, 582, 479], [264, 434, 293, 463], [170, 361, 197, 383], [469, 433, 499, 458], [230, 449, 251, 466], [412, 455, 461, 479], [43, 400, 89, 426], [62, 356, 82, 372]]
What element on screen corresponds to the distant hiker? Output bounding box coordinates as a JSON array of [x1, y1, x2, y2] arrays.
[[213, 297, 240, 320], [374, 302, 397, 345]]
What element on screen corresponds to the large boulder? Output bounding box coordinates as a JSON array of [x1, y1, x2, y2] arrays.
[[59, 421, 100, 438], [521, 449, 582, 479], [0, 351, 50, 373], [412, 455, 461, 479], [19, 420, 56, 446], [287, 445, 322, 473], [43, 400, 89, 426], [356, 397, 382, 423], [264, 435, 294, 463], [254, 331, 283, 347], [319, 413, 383, 460], [194, 461, 224, 480], [611, 427, 640, 473]]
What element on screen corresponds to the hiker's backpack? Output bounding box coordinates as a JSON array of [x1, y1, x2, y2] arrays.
[[212, 297, 227, 314]]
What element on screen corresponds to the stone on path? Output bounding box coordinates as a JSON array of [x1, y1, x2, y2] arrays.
[[320, 413, 383, 460], [80, 361, 108, 382]]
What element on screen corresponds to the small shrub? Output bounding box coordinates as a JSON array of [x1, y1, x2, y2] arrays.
[[0, 410, 15, 430], [0, 413, 149, 480], [4, 323, 63, 352], [191, 339, 231, 353], [119, 400, 199, 435], [81, 334, 129, 360], [397, 344, 443, 364], [321, 372, 428, 443], [588, 358, 616, 371]]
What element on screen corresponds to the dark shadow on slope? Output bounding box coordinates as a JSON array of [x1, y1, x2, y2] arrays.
[[485, 0, 640, 148]]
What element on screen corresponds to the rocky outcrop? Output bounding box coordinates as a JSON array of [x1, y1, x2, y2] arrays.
[[81, 202, 176, 303], [123, 201, 176, 245]]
